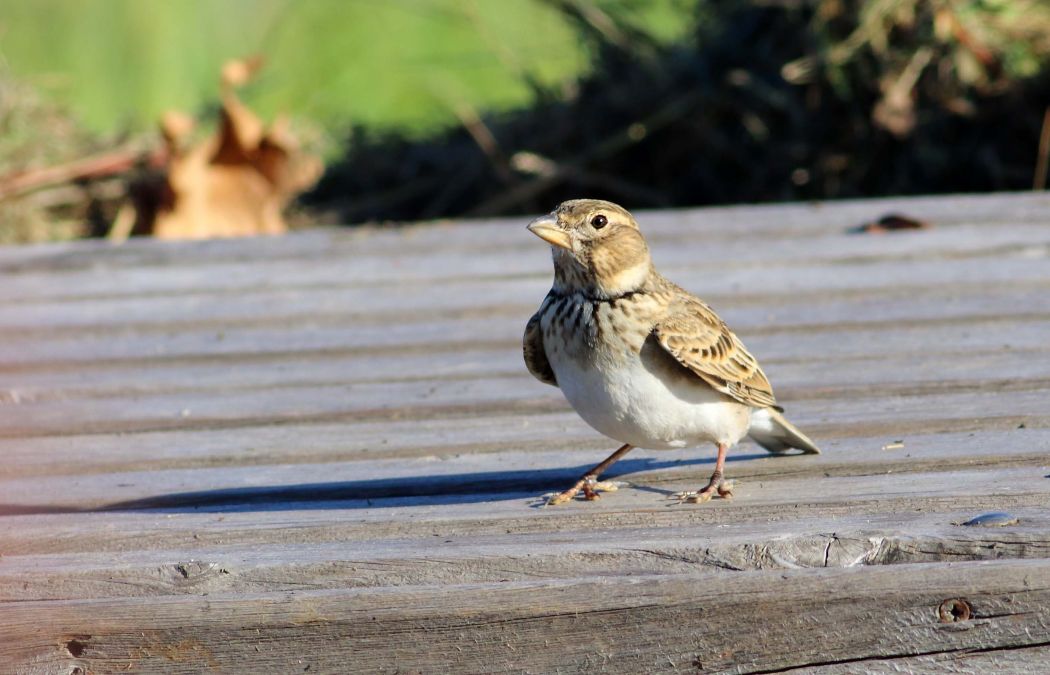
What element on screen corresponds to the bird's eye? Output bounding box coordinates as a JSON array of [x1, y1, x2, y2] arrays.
[[590, 214, 608, 229]]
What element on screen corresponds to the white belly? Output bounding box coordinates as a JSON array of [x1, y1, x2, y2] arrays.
[[550, 348, 752, 450]]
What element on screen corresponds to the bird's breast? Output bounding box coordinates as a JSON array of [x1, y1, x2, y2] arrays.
[[540, 292, 750, 449], [539, 292, 653, 360]]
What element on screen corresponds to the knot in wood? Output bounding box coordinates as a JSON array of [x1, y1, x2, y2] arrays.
[[938, 598, 972, 623]]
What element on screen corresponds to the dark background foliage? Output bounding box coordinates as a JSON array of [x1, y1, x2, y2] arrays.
[[307, 0, 1050, 223]]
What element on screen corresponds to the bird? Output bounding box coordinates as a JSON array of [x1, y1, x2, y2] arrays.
[[524, 199, 820, 505]]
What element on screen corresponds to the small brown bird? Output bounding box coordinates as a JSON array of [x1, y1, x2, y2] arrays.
[[524, 199, 819, 505]]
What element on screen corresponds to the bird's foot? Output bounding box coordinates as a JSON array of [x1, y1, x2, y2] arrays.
[[544, 476, 622, 506], [672, 479, 734, 504]]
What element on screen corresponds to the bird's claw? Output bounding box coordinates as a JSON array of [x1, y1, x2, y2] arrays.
[[544, 491, 573, 506], [583, 480, 620, 499], [671, 490, 712, 504], [544, 479, 624, 506], [670, 480, 734, 504]]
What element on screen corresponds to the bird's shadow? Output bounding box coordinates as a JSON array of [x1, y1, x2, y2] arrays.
[[0, 453, 772, 516]]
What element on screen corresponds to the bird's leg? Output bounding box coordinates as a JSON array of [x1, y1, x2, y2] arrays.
[[675, 443, 734, 504], [546, 443, 635, 505]]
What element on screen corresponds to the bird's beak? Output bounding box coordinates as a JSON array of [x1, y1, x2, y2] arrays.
[[527, 215, 571, 250]]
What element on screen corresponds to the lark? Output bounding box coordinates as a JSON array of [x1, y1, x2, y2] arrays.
[[524, 199, 819, 505]]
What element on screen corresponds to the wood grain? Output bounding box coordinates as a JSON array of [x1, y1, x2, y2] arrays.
[[2, 560, 1048, 673], [1, 193, 1049, 673]]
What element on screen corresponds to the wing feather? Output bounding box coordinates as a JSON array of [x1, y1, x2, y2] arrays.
[[523, 310, 558, 386], [653, 293, 776, 408]]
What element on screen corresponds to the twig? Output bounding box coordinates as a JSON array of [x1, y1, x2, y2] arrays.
[[943, 7, 996, 67], [468, 91, 701, 216], [450, 100, 515, 184], [538, 0, 634, 52], [14, 178, 124, 210], [1034, 107, 1050, 191], [0, 145, 162, 203], [107, 203, 137, 244]]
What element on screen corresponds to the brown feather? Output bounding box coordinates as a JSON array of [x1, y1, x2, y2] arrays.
[[523, 306, 558, 386], [652, 282, 778, 409]]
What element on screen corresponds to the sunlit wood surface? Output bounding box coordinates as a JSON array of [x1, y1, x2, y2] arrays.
[[2, 193, 1050, 673]]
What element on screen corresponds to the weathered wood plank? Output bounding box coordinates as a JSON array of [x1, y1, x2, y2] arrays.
[[0, 421, 1046, 511], [1, 192, 1047, 285], [1, 193, 1048, 673], [2, 231, 1048, 317], [2, 559, 1048, 674], [3, 360, 1047, 441], [4, 328, 1048, 408], [1, 211, 1048, 315], [0, 391, 1043, 479], [2, 509, 1047, 601], [3, 306, 1048, 381], [3, 275, 1049, 362], [3, 481, 1045, 561], [4, 334, 1048, 436]]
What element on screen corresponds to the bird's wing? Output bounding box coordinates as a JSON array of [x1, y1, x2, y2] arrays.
[[653, 292, 777, 408], [523, 309, 558, 387]]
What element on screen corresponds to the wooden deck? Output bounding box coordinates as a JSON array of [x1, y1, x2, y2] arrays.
[[2, 193, 1049, 673]]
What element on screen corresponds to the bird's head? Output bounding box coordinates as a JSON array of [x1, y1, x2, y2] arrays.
[[527, 199, 652, 297]]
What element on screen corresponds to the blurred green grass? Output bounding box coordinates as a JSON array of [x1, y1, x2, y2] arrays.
[[0, 0, 696, 135], [8, 0, 1048, 243]]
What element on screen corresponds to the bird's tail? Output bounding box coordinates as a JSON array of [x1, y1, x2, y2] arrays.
[[748, 407, 821, 455]]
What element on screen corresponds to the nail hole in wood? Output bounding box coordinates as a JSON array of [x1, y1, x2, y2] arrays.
[[938, 598, 972, 622], [65, 636, 90, 658]]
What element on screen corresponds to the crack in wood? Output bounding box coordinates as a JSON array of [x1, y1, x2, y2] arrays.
[[743, 639, 1050, 674]]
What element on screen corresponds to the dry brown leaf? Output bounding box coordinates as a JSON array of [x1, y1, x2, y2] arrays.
[[132, 58, 322, 240]]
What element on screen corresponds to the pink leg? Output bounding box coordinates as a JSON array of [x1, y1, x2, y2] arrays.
[[679, 443, 734, 503], [546, 443, 635, 505]]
